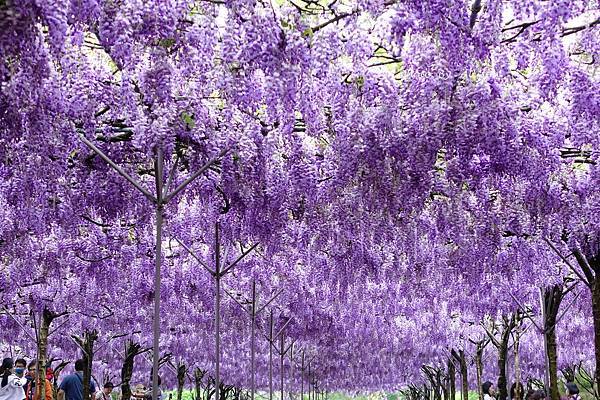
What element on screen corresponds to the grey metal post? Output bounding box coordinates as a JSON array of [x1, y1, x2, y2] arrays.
[[215, 223, 221, 400], [289, 344, 294, 400], [269, 311, 274, 400], [300, 352, 304, 400], [79, 136, 226, 400], [307, 363, 311, 400], [280, 334, 285, 400], [224, 282, 281, 400], [152, 148, 164, 400], [251, 281, 256, 400]]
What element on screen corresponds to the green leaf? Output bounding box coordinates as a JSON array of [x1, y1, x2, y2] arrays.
[[181, 112, 195, 130], [355, 75, 364, 89], [159, 38, 176, 48], [302, 28, 314, 38]]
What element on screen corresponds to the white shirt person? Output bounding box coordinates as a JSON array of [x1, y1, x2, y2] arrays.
[[0, 358, 28, 400]]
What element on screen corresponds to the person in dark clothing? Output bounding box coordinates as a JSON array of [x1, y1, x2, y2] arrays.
[[483, 381, 496, 400], [565, 383, 580, 400], [511, 382, 524, 400], [57, 360, 96, 400], [529, 390, 546, 400], [24, 361, 52, 400]]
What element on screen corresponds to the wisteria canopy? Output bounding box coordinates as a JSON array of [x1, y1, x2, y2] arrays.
[[0, 0, 599, 399]]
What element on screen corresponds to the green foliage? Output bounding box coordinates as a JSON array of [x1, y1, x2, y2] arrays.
[[159, 38, 176, 48], [181, 112, 195, 130], [302, 28, 314, 38]]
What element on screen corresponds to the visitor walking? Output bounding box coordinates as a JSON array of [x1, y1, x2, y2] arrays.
[[131, 376, 161, 400], [483, 381, 496, 400], [565, 383, 580, 400], [13, 361, 26, 380], [14, 360, 27, 400], [511, 382, 524, 400], [24, 361, 52, 400], [57, 360, 96, 400], [0, 358, 27, 400], [95, 383, 113, 400], [530, 390, 546, 400]]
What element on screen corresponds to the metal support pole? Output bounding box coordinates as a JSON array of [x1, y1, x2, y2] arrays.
[[152, 203, 162, 400], [301, 352, 304, 400], [151, 148, 164, 400], [289, 345, 294, 400], [215, 223, 221, 400], [307, 364, 311, 400], [269, 311, 274, 400], [225, 281, 280, 400], [78, 138, 226, 400], [251, 281, 257, 400], [281, 334, 285, 400]]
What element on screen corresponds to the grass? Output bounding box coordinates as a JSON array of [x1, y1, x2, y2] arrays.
[[163, 388, 598, 400]]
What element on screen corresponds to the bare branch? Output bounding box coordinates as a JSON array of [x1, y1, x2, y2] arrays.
[[572, 248, 595, 284], [544, 238, 591, 287], [312, 12, 355, 33], [469, 0, 482, 29], [562, 17, 600, 37]]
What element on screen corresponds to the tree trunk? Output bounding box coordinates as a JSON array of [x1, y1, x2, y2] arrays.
[[37, 309, 60, 400], [494, 315, 517, 400], [544, 285, 564, 400], [52, 362, 69, 400], [514, 331, 521, 400], [448, 359, 456, 400], [81, 330, 99, 400], [193, 369, 204, 400], [423, 366, 443, 400], [546, 326, 559, 400], [497, 342, 509, 400], [572, 248, 599, 396], [476, 346, 484, 400], [176, 363, 187, 400], [459, 350, 468, 400], [219, 383, 227, 400], [592, 275, 600, 395], [120, 341, 142, 400]]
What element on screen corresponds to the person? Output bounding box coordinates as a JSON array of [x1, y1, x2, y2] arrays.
[[565, 383, 580, 400], [483, 381, 496, 400], [13, 361, 26, 380], [131, 376, 161, 400], [132, 385, 144, 398], [525, 388, 535, 400], [13, 360, 27, 400], [44, 369, 53, 387], [58, 360, 96, 400], [95, 383, 113, 400], [24, 361, 52, 400], [0, 358, 27, 400], [511, 382, 524, 400], [528, 389, 546, 400]]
